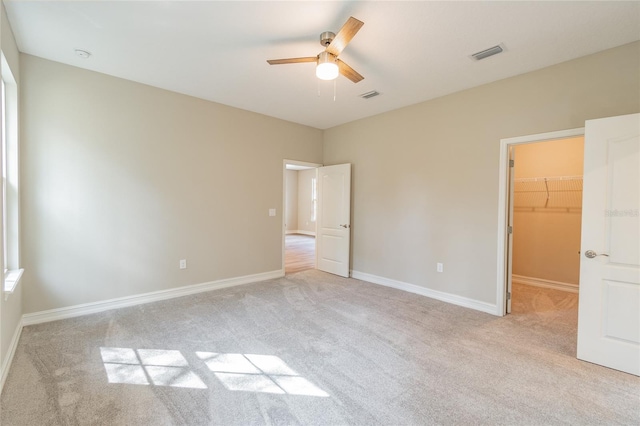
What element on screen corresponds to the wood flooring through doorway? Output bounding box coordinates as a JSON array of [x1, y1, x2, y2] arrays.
[[285, 233, 315, 274]]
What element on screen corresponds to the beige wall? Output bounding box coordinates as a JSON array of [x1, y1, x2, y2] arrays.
[[13, 40, 640, 317], [323, 42, 639, 305], [285, 169, 298, 231], [20, 54, 323, 313], [512, 137, 584, 285], [297, 169, 317, 234], [0, 3, 22, 382]]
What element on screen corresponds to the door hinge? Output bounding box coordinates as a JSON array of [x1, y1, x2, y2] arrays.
[[508, 226, 513, 234], [507, 292, 511, 300], [509, 159, 514, 167]]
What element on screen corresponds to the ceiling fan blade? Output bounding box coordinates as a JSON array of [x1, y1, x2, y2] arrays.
[[337, 59, 364, 83], [267, 57, 317, 65], [326, 16, 364, 57]]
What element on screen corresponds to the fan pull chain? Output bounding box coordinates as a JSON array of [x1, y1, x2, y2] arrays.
[[315, 80, 338, 100]]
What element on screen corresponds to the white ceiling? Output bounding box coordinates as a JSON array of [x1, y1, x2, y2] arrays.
[[5, 1, 640, 130]]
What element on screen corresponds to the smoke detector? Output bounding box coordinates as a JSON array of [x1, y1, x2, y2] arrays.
[[75, 49, 92, 59]]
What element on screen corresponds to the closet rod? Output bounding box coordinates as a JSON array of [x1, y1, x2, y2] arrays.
[[514, 175, 582, 183]]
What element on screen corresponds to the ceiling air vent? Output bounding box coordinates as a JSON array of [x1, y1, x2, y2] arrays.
[[360, 90, 380, 99], [470, 44, 504, 61]]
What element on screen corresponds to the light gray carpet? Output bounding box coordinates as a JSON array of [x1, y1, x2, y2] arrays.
[[1, 270, 638, 425]]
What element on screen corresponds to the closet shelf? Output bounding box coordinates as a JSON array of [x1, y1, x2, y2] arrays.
[[514, 175, 583, 211]]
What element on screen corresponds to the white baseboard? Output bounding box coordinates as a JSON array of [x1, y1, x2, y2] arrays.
[[351, 270, 499, 316], [512, 274, 579, 293], [286, 230, 316, 236], [22, 269, 285, 326], [0, 318, 23, 393]]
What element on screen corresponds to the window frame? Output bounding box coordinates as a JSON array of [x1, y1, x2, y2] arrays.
[[1, 52, 22, 297]]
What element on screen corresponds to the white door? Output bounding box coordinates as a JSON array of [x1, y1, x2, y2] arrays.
[[577, 113, 640, 376], [316, 164, 351, 277]]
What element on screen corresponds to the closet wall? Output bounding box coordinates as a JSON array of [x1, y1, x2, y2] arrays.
[[512, 137, 584, 287]]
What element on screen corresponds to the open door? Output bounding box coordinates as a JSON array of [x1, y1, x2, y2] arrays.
[[577, 113, 639, 376], [316, 163, 351, 277]]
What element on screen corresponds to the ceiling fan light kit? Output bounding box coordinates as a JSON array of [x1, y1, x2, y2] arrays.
[[267, 16, 365, 83], [316, 51, 339, 80]]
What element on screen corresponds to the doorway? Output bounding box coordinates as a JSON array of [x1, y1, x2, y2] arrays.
[[283, 160, 321, 275], [509, 136, 584, 328], [497, 129, 585, 358], [497, 127, 585, 315], [498, 116, 640, 375]]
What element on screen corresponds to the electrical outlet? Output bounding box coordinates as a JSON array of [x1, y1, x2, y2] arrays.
[[437, 262, 443, 273], [179, 259, 187, 269]]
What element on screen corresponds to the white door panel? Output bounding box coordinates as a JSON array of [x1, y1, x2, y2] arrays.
[[577, 113, 640, 376], [607, 135, 639, 265], [317, 164, 351, 277]]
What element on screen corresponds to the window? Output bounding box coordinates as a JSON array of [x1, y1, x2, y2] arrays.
[[1, 78, 6, 269], [2, 53, 22, 295], [310, 177, 317, 222]]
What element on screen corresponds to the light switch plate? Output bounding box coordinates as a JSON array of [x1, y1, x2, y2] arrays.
[[269, 208, 276, 217]]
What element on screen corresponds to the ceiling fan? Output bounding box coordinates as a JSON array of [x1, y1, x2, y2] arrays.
[[267, 16, 364, 83]]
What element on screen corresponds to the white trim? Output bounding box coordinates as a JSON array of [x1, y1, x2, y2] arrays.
[[512, 274, 579, 293], [3, 268, 23, 300], [352, 270, 498, 316], [22, 269, 284, 326], [496, 127, 584, 316], [0, 317, 23, 393], [1, 54, 21, 277], [283, 159, 322, 170], [285, 230, 316, 236]]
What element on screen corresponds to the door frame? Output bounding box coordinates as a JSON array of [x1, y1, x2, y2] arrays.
[[495, 127, 584, 316], [282, 159, 323, 274]]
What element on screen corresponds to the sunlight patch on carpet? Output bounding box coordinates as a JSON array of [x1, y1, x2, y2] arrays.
[[99, 347, 327, 396], [100, 347, 207, 389], [196, 352, 329, 397]]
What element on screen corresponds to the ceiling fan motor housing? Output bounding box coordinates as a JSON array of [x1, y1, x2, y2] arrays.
[[320, 31, 335, 46]]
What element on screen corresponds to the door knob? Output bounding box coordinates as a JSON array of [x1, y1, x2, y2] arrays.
[[584, 250, 609, 258], [339, 224, 350, 229]]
